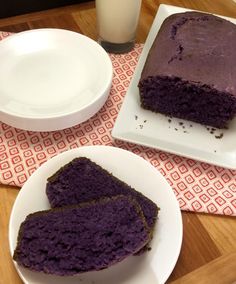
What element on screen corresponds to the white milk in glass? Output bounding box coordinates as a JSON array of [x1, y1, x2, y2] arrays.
[[96, 0, 142, 53]]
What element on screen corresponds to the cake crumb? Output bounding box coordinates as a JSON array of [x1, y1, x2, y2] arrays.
[[215, 133, 224, 139], [139, 125, 143, 129], [175, 128, 178, 131], [144, 120, 147, 123], [179, 122, 184, 126], [210, 129, 216, 134], [168, 119, 172, 123], [135, 115, 138, 120], [190, 124, 193, 127]]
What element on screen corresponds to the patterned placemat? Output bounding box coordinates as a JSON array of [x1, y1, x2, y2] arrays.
[[0, 31, 235, 216]]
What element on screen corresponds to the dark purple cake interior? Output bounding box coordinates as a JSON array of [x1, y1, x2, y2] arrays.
[[139, 12, 236, 128], [13, 196, 150, 276], [46, 157, 159, 230]]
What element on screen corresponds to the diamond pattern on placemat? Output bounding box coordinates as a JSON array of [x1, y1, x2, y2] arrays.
[[0, 32, 235, 216]]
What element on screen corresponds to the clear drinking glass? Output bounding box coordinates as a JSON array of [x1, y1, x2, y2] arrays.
[[95, 0, 142, 53]]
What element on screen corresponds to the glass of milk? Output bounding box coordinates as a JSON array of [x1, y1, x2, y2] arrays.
[[95, 0, 142, 53]]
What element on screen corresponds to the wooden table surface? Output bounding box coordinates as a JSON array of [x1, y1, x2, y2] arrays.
[[0, 1, 236, 283]]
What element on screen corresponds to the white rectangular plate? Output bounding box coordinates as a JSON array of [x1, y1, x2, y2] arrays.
[[112, 4, 236, 170]]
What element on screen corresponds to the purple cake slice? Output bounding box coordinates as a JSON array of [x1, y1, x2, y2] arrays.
[[46, 157, 159, 232], [138, 11, 236, 128], [13, 196, 150, 276]]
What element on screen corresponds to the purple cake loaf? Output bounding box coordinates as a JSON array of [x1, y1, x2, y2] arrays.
[[138, 12, 236, 128], [13, 196, 150, 276], [46, 157, 158, 231]]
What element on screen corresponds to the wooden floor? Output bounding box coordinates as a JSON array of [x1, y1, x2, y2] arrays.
[[0, 0, 236, 283]]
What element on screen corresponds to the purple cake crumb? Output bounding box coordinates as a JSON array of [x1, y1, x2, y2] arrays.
[[215, 133, 224, 139], [138, 12, 236, 128]]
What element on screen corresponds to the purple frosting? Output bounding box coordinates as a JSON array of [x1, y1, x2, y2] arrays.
[[139, 12, 236, 128], [13, 196, 150, 276], [46, 157, 159, 230]]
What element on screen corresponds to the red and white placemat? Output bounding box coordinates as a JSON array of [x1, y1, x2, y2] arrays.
[[0, 31, 235, 216]]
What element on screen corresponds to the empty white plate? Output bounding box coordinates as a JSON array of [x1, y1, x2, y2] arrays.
[[0, 29, 113, 131]]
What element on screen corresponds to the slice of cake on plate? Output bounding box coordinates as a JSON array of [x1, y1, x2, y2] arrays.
[[46, 157, 159, 232], [13, 196, 150, 276]]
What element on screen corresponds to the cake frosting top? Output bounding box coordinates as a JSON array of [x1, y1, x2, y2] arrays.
[[140, 12, 236, 97]]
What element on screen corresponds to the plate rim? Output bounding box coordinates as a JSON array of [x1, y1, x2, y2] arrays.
[[9, 145, 183, 284]]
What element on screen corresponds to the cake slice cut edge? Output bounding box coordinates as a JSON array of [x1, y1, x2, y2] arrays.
[[139, 75, 236, 129]]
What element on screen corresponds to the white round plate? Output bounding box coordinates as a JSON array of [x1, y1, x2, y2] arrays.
[[9, 145, 183, 284], [0, 29, 113, 131]]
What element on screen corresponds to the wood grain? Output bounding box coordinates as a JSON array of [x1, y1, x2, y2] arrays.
[[0, 1, 236, 283], [0, 0, 235, 41], [170, 253, 236, 284], [0, 187, 22, 284]]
